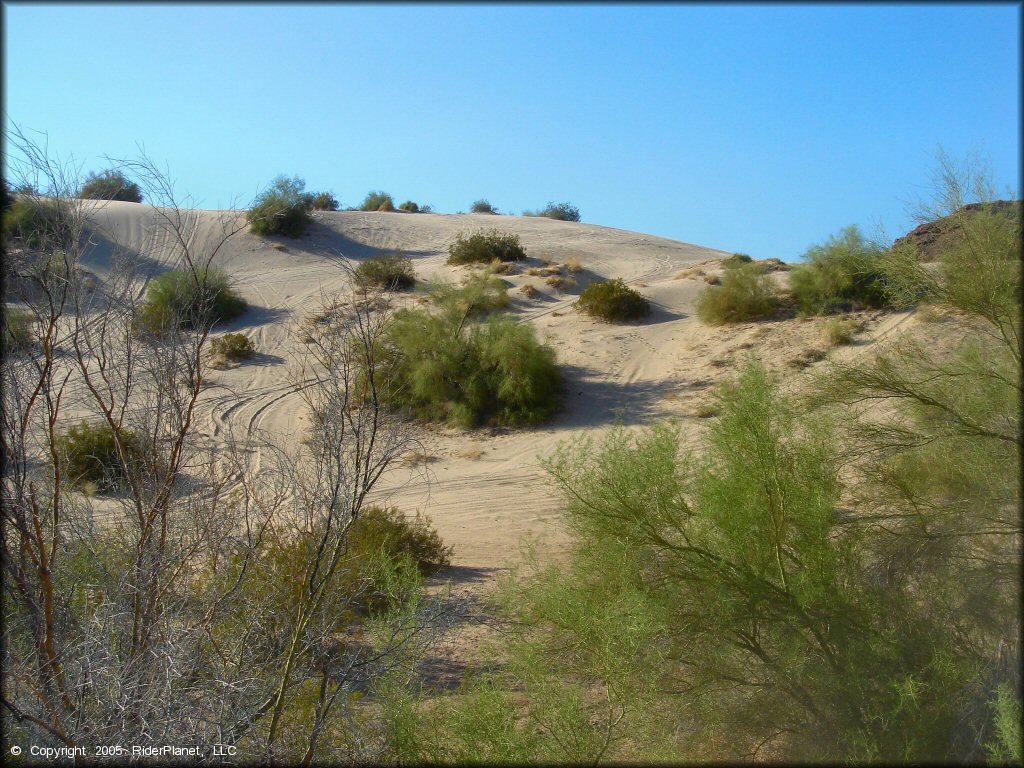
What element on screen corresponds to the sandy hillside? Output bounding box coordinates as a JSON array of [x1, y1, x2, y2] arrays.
[[72, 202, 910, 578]]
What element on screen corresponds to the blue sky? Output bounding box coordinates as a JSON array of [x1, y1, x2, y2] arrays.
[[3, 3, 1020, 259]]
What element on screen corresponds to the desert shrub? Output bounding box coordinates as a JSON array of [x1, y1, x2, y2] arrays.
[[2, 198, 72, 249], [525, 202, 581, 222], [56, 420, 144, 492], [789, 225, 892, 315], [247, 175, 311, 237], [471, 199, 497, 214], [695, 262, 779, 324], [379, 308, 561, 427], [447, 229, 527, 265], [1, 179, 11, 211], [576, 278, 650, 322], [722, 252, 753, 269], [361, 190, 395, 212], [79, 169, 142, 203], [565, 257, 583, 273], [431, 270, 509, 316], [398, 200, 420, 212], [354, 253, 416, 290], [350, 506, 452, 577], [210, 332, 255, 361], [820, 318, 858, 346], [302, 191, 339, 211], [2, 306, 35, 354], [137, 267, 246, 334]]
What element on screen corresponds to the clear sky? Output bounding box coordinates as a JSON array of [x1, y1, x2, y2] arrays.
[[3, 2, 1020, 260]]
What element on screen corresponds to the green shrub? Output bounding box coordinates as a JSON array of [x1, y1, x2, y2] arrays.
[[302, 191, 339, 211], [210, 332, 255, 361], [56, 420, 144, 492], [398, 200, 420, 212], [2, 306, 35, 354], [447, 229, 527, 265], [789, 225, 891, 315], [247, 175, 311, 238], [354, 253, 416, 290], [79, 169, 142, 203], [379, 307, 561, 427], [1, 179, 11, 212], [722, 252, 754, 269], [471, 199, 497, 214], [2, 198, 71, 249], [820, 318, 858, 346], [576, 278, 650, 322], [537, 201, 580, 222], [431, 269, 509, 316], [137, 267, 246, 334], [695, 262, 779, 324], [361, 190, 395, 212], [350, 506, 452, 576]]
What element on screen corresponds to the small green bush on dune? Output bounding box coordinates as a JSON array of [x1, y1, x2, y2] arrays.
[[247, 175, 311, 238], [524, 202, 581, 222], [430, 269, 509, 315], [361, 190, 395, 212], [399, 200, 420, 212], [2, 306, 36, 354], [302, 191, 339, 211], [210, 332, 255, 361], [355, 253, 416, 290], [471, 199, 497, 214], [137, 267, 246, 334], [722, 252, 754, 270], [57, 420, 145, 493], [576, 278, 650, 322], [447, 229, 527, 265], [695, 262, 779, 325], [80, 169, 143, 203], [789, 225, 892, 315], [350, 506, 452, 577], [2, 198, 73, 249], [379, 306, 561, 428]]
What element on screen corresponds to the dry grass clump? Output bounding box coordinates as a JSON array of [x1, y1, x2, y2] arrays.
[[519, 284, 541, 299], [694, 401, 720, 418], [675, 266, 706, 280], [915, 303, 948, 323], [490, 259, 519, 275], [526, 267, 543, 277], [566, 257, 583, 273], [820, 318, 860, 346], [788, 347, 828, 369], [704, 273, 722, 286], [546, 275, 577, 292]]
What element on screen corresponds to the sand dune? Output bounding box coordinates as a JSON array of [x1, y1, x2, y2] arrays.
[[68, 203, 908, 573]]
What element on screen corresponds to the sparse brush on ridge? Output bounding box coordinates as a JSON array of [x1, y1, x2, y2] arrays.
[[721, 252, 754, 270], [247, 175, 312, 237], [820, 318, 859, 346], [361, 190, 395, 212], [788, 225, 893, 315], [136, 266, 246, 334], [447, 229, 528, 265], [524, 201, 581, 222], [471, 199, 497, 214], [301, 191, 339, 211], [354, 253, 416, 290], [79, 169, 143, 203], [399, 200, 420, 212], [576, 278, 650, 321], [695, 261, 779, 324]]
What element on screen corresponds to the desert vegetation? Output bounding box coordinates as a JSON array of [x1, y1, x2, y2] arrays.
[[354, 252, 416, 290], [79, 168, 143, 202], [470, 199, 497, 214], [361, 190, 395, 212], [247, 175, 312, 237], [447, 229, 528, 265], [789, 225, 893, 315], [695, 260, 780, 324], [1, 306, 35, 354], [210, 331, 256, 364], [136, 266, 247, 334], [302, 190, 340, 211], [56, 420, 146, 493], [576, 277, 650, 321], [524, 201, 581, 222], [398, 200, 420, 212]]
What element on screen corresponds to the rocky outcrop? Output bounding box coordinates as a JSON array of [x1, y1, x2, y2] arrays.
[[892, 200, 1021, 262]]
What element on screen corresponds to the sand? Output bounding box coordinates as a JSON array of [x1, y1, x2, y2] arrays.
[[68, 202, 911, 580]]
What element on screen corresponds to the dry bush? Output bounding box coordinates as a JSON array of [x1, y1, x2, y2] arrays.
[[526, 267, 542, 276], [675, 266, 705, 280], [820, 318, 859, 346], [547, 275, 577, 292], [566, 257, 583, 273], [519, 284, 541, 299]]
